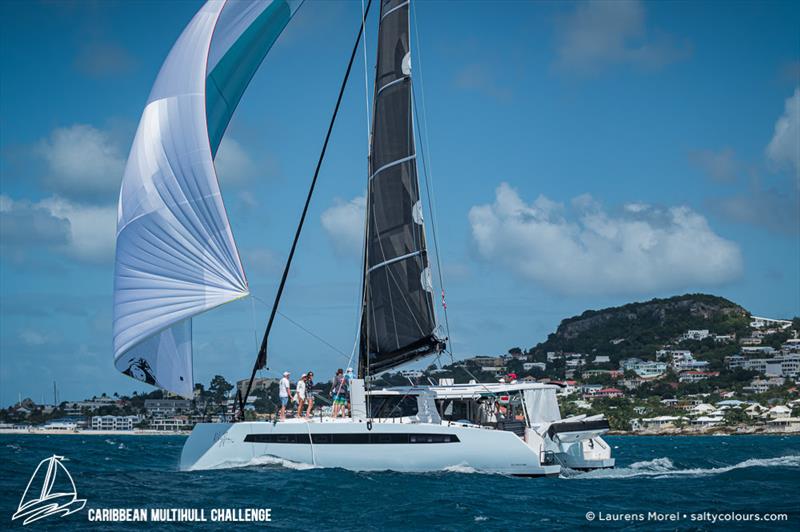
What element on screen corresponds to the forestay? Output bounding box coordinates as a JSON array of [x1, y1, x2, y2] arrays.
[[359, 0, 444, 376], [112, 0, 301, 398]]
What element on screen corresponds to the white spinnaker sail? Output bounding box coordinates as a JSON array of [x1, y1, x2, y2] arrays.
[[113, 0, 300, 398]]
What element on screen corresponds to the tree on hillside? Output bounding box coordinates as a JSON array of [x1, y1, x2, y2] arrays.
[[209, 375, 233, 404]]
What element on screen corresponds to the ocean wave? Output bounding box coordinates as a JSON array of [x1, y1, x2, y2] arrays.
[[571, 455, 800, 480]]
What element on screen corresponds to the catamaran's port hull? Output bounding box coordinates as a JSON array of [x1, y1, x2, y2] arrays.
[[181, 421, 560, 476]]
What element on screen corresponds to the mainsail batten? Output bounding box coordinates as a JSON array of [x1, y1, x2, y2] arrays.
[[113, 0, 300, 398], [359, 0, 443, 376]]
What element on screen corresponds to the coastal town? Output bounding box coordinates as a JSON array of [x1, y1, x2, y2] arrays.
[[2, 308, 798, 436]]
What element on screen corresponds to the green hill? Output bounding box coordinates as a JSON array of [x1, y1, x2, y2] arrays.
[[529, 294, 750, 364]]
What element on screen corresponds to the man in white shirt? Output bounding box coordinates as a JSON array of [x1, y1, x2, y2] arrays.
[[279, 371, 292, 421]]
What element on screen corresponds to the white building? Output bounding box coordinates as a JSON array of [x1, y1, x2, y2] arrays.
[[743, 378, 785, 394], [690, 416, 723, 427], [681, 330, 710, 341], [766, 405, 792, 419], [669, 352, 710, 372], [90, 415, 140, 431], [593, 356, 610, 364], [44, 421, 78, 431], [144, 399, 192, 417], [725, 355, 746, 369], [148, 416, 195, 431], [620, 358, 667, 379], [679, 371, 719, 383], [740, 354, 799, 378], [639, 416, 688, 429], [399, 370, 424, 379], [750, 316, 792, 330], [741, 346, 777, 355], [657, 349, 692, 360], [522, 362, 546, 372]]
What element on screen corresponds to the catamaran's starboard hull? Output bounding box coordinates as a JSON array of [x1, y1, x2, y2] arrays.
[[181, 421, 560, 476]]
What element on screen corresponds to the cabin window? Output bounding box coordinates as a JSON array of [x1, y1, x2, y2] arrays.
[[435, 399, 470, 421], [369, 395, 419, 418]]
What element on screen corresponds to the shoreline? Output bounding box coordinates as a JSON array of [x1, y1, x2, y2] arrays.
[[609, 427, 800, 436], [0, 429, 189, 436]]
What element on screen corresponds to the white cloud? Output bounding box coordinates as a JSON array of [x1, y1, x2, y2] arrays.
[[555, 0, 689, 75], [0, 194, 115, 263], [39, 197, 116, 263], [215, 137, 258, 185], [321, 195, 365, 257], [766, 87, 800, 177], [37, 124, 126, 201], [0, 195, 70, 246], [469, 183, 742, 296]]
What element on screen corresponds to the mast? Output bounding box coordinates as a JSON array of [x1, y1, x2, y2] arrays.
[[358, 0, 445, 378], [238, 0, 375, 418]]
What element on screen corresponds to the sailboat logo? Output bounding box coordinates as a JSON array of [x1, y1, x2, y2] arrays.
[[12, 455, 86, 525]]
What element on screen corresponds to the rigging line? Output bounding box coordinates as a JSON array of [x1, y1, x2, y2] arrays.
[[277, 311, 352, 362], [240, 0, 375, 418], [360, 0, 371, 151], [410, 1, 453, 361], [249, 295, 259, 363], [350, 0, 371, 372], [250, 295, 351, 362], [412, 80, 452, 359]]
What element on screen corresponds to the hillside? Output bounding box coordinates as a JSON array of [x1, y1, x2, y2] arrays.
[[529, 294, 751, 363]]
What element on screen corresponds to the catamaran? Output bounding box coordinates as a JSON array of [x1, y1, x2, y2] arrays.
[[113, 0, 614, 476]]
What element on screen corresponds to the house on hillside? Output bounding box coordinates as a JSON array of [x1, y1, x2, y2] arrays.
[[679, 371, 719, 383]]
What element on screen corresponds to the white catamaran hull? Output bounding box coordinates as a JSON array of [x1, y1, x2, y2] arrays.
[[181, 420, 560, 477]]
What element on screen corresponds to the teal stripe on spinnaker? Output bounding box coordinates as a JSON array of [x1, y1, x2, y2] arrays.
[[206, 0, 293, 157]]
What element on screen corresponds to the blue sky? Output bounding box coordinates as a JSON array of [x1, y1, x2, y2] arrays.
[[1, 0, 798, 405]]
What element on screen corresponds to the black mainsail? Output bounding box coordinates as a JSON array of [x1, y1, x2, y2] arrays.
[[359, 0, 445, 377]]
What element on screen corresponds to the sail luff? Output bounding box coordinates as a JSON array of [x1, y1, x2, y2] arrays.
[[359, 0, 443, 377]]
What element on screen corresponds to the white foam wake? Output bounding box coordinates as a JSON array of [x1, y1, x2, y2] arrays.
[[571, 455, 800, 480], [441, 464, 481, 474], [205, 455, 319, 471]]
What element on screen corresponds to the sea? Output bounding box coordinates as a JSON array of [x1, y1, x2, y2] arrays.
[[1, 434, 798, 531]]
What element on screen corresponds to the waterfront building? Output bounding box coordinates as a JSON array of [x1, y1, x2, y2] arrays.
[[90, 415, 141, 431], [640, 416, 688, 428], [144, 399, 192, 417]]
